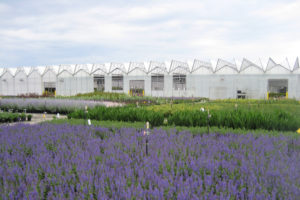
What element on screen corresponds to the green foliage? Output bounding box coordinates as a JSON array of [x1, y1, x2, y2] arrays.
[[49, 119, 146, 129], [168, 108, 299, 131], [0, 112, 30, 123], [48, 119, 299, 136], [59, 91, 208, 105], [67, 103, 299, 131], [68, 106, 164, 126]]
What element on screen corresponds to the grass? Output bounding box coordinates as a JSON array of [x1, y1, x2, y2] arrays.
[[48, 119, 299, 137]]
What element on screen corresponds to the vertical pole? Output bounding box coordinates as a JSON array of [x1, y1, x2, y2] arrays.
[[207, 109, 210, 134], [146, 121, 149, 156], [84, 105, 88, 126]]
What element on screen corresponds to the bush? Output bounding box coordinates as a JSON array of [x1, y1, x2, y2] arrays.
[[68, 106, 299, 131], [69, 106, 164, 127], [168, 108, 298, 131], [27, 115, 32, 121], [0, 113, 32, 123]]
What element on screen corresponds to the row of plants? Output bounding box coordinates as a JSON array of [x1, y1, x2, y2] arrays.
[[212, 98, 299, 104], [68, 106, 299, 131], [68, 106, 164, 126], [1, 123, 299, 199], [50, 118, 299, 137], [168, 109, 299, 131], [268, 92, 287, 98], [147, 100, 300, 119], [59, 91, 208, 105], [0, 98, 107, 114], [0, 112, 32, 123]]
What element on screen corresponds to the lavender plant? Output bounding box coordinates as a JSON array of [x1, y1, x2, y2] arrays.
[[0, 98, 119, 114], [0, 124, 299, 199]]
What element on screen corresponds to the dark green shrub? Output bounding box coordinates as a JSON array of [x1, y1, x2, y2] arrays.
[[69, 106, 164, 126], [27, 115, 32, 121]]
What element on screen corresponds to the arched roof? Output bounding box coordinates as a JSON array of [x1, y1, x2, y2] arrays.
[[15, 67, 26, 76], [169, 60, 190, 74], [1, 68, 14, 77], [191, 59, 213, 74], [265, 58, 291, 74], [74, 64, 93, 75], [91, 64, 107, 75], [0, 68, 5, 76], [292, 57, 299, 73], [42, 65, 59, 76], [127, 62, 147, 75], [214, 59, 238, 74], [109, 63, 126, 75], [239, 58, 264, 74], [57, 64, 74, 76], [28, 67, 42, 77], [148, 61, 167, 74]]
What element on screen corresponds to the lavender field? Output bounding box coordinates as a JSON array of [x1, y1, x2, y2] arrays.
[[0, 124, 299, 199]]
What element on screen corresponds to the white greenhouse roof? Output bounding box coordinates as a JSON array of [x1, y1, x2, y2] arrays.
[[169, 60, 190, 74], [214, 59, 238, 74], [148, 61, 167, 74], [109, 63, 126, 75], [128, 62, 147, 75], [239, 58, 264, 74], [191, 59, 213, 74], [1, 57, 300, 76], [293, 58, 299, 73], [91, 64, 107, 75]]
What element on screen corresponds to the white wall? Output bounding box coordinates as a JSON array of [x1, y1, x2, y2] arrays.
[[28, 70, 42, 95], [14, 71, 28, 95], [1, 72, 14, 96]]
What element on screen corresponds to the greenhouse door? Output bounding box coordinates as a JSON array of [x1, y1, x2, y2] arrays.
[[268, 79, 288, 98], [43, 82, 56, 96], [129, 80, 144, 96]]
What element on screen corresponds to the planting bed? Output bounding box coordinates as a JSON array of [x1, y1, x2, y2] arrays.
[[0, 124, 299, 199], [0, 98, 122, 114]]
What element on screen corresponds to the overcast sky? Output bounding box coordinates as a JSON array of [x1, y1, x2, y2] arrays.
[[0, 0, 299, 67]]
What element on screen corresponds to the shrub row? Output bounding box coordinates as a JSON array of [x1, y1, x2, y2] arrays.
[[69, 106, 299, 131], [0, 113, 32, 123], [68, 106, 164, 127], [168, 109, 299, 131]]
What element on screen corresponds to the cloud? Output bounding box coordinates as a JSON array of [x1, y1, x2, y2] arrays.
[[0, 0, 299, 67]]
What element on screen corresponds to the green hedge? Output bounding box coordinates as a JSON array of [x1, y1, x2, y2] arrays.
[[168, 109, 299, 131], [68, 106, 299, 131], [0, 113, 30, 123], [68, 106, 164, 127]]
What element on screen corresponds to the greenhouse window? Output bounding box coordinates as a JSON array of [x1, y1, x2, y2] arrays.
[[112, 75, 123, 90], [151, 75, 164, 91], [173, 74, 186, 90], [94, 75, 105, 91]]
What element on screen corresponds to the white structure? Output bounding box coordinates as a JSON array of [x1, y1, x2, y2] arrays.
[[0, 57, 299, 99]]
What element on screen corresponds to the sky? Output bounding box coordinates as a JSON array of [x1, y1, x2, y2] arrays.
[[0, 0, 300, 68]]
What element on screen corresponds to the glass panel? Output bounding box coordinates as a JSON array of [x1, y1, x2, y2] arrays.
[[94, 75, 105, 91], [173, 74, 186, 90], [151, 75, 164, 91], [112, 75, 123, 90]]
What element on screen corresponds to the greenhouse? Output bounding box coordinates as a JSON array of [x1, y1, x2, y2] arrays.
[[0, 57, 299, 100]]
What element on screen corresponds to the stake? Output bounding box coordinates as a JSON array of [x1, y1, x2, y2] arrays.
[[84, 105, 88, 126], [207, 109, 210, 134], [145, 121, 149, 156]]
